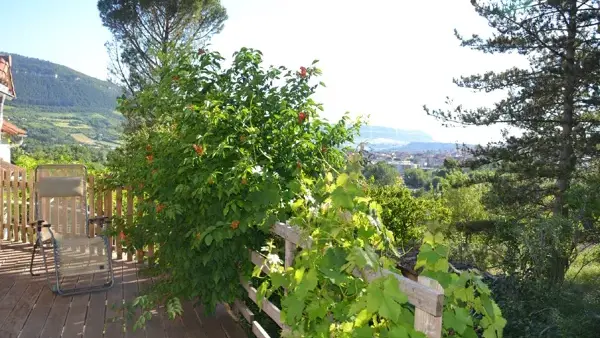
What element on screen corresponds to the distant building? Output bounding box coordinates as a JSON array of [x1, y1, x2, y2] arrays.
[[0, 54, 26, 163]]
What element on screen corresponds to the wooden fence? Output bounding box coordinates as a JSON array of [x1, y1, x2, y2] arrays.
[[0, 161, 150, 262], [0, 162, 444, 338]]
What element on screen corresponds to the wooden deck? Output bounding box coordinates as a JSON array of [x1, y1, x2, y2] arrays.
[[0, 242, 248, 338]]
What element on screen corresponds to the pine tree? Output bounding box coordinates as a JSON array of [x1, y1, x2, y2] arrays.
[[425, 0, 600, 281]]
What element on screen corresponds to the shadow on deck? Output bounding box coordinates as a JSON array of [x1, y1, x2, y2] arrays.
[[0, 242, 247, 338]]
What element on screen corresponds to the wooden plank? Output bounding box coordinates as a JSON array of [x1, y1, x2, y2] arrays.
[[17, 287, 56, 338], [116, 187, 123, 259], [126, 188, 133, 262], [82, 271, 108, 338], [0, 280, 44, 337], [62, 274, 93, 337], [7, 171, 12, 241], [19, 170, 26, 243], [0, 161, 5, 241], [88, 176, 95, 238], [233, 300, 254, 324], [105, 189, 113, 250], [414, 276, 443, 338], [140, 275, 166, 338], [123, 261, 145, 338], [0, 274, 29, 327], [240, 280, 283, 329], [214, 303, 249, 338], [25, 173, 33, 244], [38, 276, 78, 338], [13, 171, 20, 242], [180, 302, 209, 338], [251, 321, 270, 338], [104, 259, 124, 338]]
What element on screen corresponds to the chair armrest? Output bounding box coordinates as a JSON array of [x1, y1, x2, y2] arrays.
[[29, 220, 51, 230], [89, 216, 112, 228]]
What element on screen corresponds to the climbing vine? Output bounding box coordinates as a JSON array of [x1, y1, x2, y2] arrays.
[[255, 158, 506, 337]]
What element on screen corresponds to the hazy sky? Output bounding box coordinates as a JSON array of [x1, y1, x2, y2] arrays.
[[0, 0, 528, 144]]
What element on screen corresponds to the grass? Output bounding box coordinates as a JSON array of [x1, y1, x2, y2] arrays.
[[53, 121, 91, 129], [71, 133, 95, 144]]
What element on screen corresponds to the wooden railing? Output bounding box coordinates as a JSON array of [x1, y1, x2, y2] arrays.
[[0, 162, 444, 337], [235, 223, 445, 338]]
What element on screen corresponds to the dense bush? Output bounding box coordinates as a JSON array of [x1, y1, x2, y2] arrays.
[[105, 47, 360, 314], [367, 184, 449, 250]]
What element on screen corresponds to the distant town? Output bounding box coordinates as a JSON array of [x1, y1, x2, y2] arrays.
[[368, 148, 470, 173]]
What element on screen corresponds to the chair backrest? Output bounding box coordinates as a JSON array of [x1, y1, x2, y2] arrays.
[[34, 165, 89, 237]]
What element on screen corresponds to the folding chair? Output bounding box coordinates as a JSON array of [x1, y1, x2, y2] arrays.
[[29, 164, 114, 296]]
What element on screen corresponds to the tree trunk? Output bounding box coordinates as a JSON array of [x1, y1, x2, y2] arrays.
[[554, 0, 578, 219]]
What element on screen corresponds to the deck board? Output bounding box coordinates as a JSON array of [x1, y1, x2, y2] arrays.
[[0, 242, 247, 338]]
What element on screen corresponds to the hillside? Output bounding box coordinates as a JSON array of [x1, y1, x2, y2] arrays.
[[1, 53, 124, 151], [7, 53, 121, 112]]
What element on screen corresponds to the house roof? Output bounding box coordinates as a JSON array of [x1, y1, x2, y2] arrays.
[[1, 120, 26, 136], [0, 54, 16, 98]]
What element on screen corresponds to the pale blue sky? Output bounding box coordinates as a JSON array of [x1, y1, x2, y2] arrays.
[[0, 0, 527, 144]]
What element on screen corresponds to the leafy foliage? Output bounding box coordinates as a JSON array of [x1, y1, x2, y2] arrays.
[[367, 184, 449, 250], [255, 161, 505, 337], [105, 47, 360, 313], [98, 0, 227, 94], [363, 161, 401, 186]]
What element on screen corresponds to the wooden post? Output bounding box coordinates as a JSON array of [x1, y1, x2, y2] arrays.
[[104, 189, 112, 251], [136, 196, 144, 264], [88, 176, 95, 238], [13, 171, 19, 241], [20, 170, 27, 242], [7, 169, 13, 241], [414, 276, 444, 338], [0, 161, 5, 241], [126, 187, 133, 262], [116, 187, 123, 259]]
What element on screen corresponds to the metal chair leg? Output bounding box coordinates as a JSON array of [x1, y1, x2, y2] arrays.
[[30, 240, 40, 276]]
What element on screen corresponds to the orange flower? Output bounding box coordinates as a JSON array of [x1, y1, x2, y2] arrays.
[[299, 66, 307, 78], [298, 112, 307, 124], [146, 144, 152, 152], [240, 135, 246, 142], [193, 144, 204, 156], [231, 220, 240, 230], [172, 75, 180, 81], [296, 160, 302, 169], [321, 146, 328, 153], [208, 178, 214, 185], [156, 204, 165, 213], [241, 178, 247, 185], [146, 155, 153, 163]]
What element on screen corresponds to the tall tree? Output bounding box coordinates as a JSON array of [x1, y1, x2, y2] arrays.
[[98, 0, 227, 94], [425, 0, 600, 281]]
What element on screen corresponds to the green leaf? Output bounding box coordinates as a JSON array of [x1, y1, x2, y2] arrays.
[[387, 326, 409, 338], [270, 272, 286, 290], [204, 234, 213, 246], [281, 294, 305, 324], [353, 325, 374, 337], [331, 186, 354, 209]]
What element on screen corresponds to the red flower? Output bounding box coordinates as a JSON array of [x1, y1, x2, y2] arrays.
[[231, 220, 240, 230], [296, 161, 302, 169], [299, 66, 307, 78], [172, 75, 180, 81], [156, 204, 165, 213], [193, 144, 204, 155], [298, 112, 307, 124], [146, 155, 153, 163]]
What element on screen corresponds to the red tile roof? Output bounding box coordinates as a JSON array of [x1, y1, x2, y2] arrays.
[[1, 120, 26, 136], [0, 55, 16, 98]]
